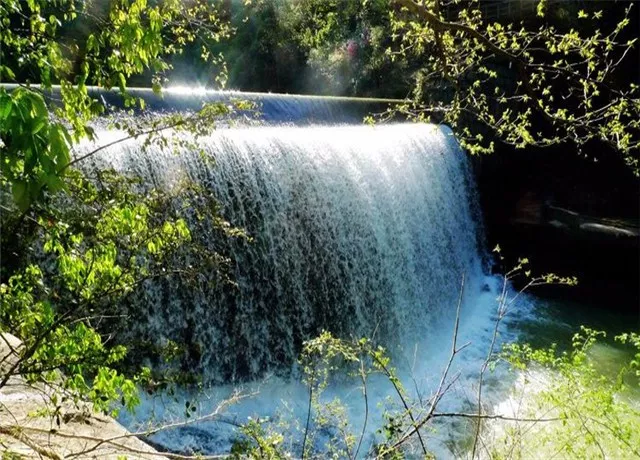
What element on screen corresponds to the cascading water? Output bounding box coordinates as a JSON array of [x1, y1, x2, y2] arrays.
[[82, 96, 529, 456], [87, 123, 487, 381]]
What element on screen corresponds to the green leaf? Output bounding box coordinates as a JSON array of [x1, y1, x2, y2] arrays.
[[44, 174, 64, 192], [29, 91, 48, 118], [31, 119, 46, 134], [536, 0, 547, 17], [12, 181, 29, 210], [87, 34, 97, 53], [118, 73, 127, 92], [0, 65, 16, 80], [0, 93, 12, 120]]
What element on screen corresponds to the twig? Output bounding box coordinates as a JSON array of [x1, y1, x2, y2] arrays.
[[60, 117, 192, 173], [301, 381, 313, 459], [372, 352, 428, 456], [391, 272, 466, 450], [430, 412, 561, 423], [0, 426, 63, 460], [66, 390, 254, 458], [353, 357, 369, 460]]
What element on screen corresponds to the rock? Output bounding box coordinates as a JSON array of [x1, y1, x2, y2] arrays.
[[0, 380, 164, 459], [0, 333, 163, 459], [548, 219, 568, 229], [580, 222, 639, 238], [0, 332, 23, 375]]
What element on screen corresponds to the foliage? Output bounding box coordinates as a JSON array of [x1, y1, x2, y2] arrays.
[[617, 331, 640, 381], [203, 1, 307, 94], [0, 0, 251, 436], [225, 262, 635, 459], [230, 418, 287, 460], [0, 87, 73, 209], [391, 0, 639, 169], [498, 327, 640, 459], [0, 167, 243, 417], [227, 330, 435, 458], [1, 264, 140, 416], [273, 0, 408, 97], [226, 325, 640, 459], [278, 0, 639, 170], [299, 332, 418, 459], [0, 0, 236, 211]]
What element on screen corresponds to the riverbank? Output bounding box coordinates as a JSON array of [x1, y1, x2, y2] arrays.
[[0, 334, 162, 459]]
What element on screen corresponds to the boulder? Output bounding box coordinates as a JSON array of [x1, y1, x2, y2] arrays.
[[0, 333, 162, 459], [0, 332, 23, 375]]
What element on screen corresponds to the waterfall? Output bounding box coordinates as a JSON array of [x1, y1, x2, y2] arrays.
[[86, 120, 487, 383], [99, 88, 396, 124]]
